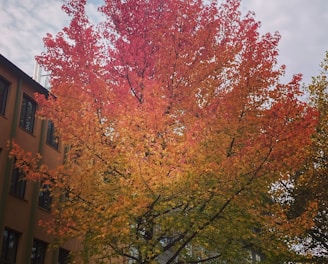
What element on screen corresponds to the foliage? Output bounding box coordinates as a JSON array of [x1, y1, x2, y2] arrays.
[[10, 0, 318, 263], [288, 51, 328, 262]]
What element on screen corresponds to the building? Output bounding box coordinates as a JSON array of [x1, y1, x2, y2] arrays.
[[0, 54, 79, 264]]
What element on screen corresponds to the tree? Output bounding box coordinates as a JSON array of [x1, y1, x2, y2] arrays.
[[287, 51, 328, 262], [11, 0, 318, 263]]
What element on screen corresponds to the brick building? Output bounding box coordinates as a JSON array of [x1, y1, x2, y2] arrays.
[[0, 54, 79, 264]]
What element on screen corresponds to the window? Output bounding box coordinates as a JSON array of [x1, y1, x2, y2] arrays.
[[58, 248, 70, 264], [20, 94, 36, 133], [10, 166, 26, 199], [38, 184, 52, 211], [31, 239, 47, 264], [46, 121, 59, 149], [1, 228, 19, 264], [0, 77, 9, 116]]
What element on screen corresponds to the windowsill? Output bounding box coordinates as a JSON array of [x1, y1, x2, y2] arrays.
[[46, 143, 60, 152], [18, 126, 35, 137], [9, 192, 28, 202], [38, 206, 51, 213]]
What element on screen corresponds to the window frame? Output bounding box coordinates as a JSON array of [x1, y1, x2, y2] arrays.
[[10, 165, 26, 199], [0, 76, 9, 116], [1, 228, 19, 264], [38, 183, 52, 212], [46, 120, 59, 150], [31, 239, 47, 264], [19, 94, 37, 134]]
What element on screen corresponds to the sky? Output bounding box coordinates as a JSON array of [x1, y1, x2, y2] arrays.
[[0, 0, 327, 86]]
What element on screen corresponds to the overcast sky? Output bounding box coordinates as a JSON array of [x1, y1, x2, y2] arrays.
[[0, 0, 327, 86]]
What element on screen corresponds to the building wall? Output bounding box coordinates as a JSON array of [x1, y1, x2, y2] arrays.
[[0, 54, 80, 264]]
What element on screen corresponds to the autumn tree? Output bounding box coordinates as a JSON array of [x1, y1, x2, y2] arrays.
[[287, 51, 328, 262], [11, 0, 318, 263]]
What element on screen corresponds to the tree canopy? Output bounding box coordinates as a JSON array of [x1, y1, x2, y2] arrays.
[[11, 0, 319, 263], [287, 51, 328, 262]]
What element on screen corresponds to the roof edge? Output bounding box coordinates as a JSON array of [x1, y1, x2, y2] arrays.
[[0, 54, 49, 96]]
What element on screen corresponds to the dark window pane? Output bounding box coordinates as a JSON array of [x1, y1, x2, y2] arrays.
[[46, 121, 59, 149], [38, 184, 52, 211], [1, 229, 19, 264], [31, 239, 47, 264], [58, 248, 70, 264], [0, 77, 9, 115], [20, 95, 36, 133], [10, 166, 26, 199]]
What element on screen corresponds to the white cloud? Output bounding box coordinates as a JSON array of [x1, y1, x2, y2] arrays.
[[242, 0, 328, 84], [0, 0, 68, 75]]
